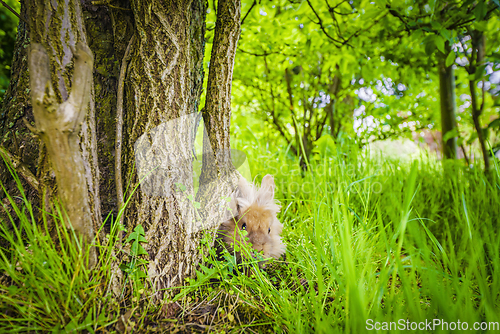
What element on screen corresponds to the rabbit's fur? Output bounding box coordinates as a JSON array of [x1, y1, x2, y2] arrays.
[[217, 174, 286, 264]]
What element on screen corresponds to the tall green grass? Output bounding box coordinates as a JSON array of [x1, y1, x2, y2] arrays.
[[0, 158, 155, 332], [179, 134, 500, 333], [1, 134, 499, 333]]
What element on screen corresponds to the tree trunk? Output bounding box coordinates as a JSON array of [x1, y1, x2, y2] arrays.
[[327, 74, 341, 138], [438, 44, 458, 160], [25, 0, 100, 266], [121, 0, 229, 302], [198, 0, 241, 213], [469, 32, 490, 171], [0, 2, 38, 216], [0, 0, 103, 265], [82, 1, 134, 222], [1, 0, 242, 303]]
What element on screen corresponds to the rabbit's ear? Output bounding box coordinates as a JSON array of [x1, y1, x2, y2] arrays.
[[226, 195, 238, 220], [257, 174, 275, 205], [237, 176, 254, 202]]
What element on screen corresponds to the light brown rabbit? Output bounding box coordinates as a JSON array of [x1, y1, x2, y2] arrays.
[[217, 174, 286, 266]]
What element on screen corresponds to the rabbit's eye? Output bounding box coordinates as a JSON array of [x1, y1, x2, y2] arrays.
[[242, 223, 246, 230], [268, 228, 271, 234]]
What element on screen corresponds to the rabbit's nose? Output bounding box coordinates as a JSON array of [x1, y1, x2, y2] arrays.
[[252, 243, 264, 252]]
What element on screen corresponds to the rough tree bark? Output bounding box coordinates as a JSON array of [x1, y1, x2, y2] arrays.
[[120, 0, 241, 302], [0, 0, 104, 231], [28, 42, 96, 265], [82, 1, 134, 222], [438, 43, 458, 160], [0, 3, 38, 215], [198, 0, 241, 207], [0, 0, 103, 259], [25, 0, 100, 266], [1, 0, 242, 304]]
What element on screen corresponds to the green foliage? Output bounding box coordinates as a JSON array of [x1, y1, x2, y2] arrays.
[[0, 0, 19, 103], [1, 124, 499, 332], [1, 0, 500, 332], [180, 134, 500, 332], [230, 0, 500, 159], [0, 156, 154, 332], [120, 225, 149, 300], [0, 157, 119, 332]]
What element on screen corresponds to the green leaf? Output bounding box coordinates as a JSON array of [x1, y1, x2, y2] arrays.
[[466, 131, 478, 145], [488, 118, 500, 129], [440, 29, 451, 41], [491, 53, 500, 61], [472, 20, 488, 31], [474, 64, 486, 81], [313, 134, 336, 156], [119, 262, 131, 272], [442, 128, 459, 142], [434, 35, 445, 54], [445, 51, 455, 67], [431, 21, 442, 31], [412, 29, 423, 42], [423, 35, 435, 55], [133, 225, 145, 235], [462, 0, 476, 7], [131, 242, 149, 256], [473, 1, 487, 21], [125, 232, 138, 244], [136, 270, 148, 278], [64, 318, 79, 332], [373, 0, 387, 8], [175, 182, 186, 191]]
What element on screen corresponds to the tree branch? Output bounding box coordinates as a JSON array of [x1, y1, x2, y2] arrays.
[[306, 0, 344, 46], [241, 0, 256, 25], [115, 35, 135, 232], [28, 42, 96, 267], [198, 0, 242, 219], [0, 0, 28, 25]]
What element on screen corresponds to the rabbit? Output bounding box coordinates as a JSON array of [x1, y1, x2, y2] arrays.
[[216, 174, 286, 268]]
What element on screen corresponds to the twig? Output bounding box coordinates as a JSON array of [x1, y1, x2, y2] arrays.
[[115, 35, 135, 233], [0, 145, 39, 191], [316, 113, 329, 140], [306, 0, 343, 46], [460, 143, 470, 166], [0, 0, 23, 22], [241, 0, 256, 25], [237, 48, 284, 57]]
